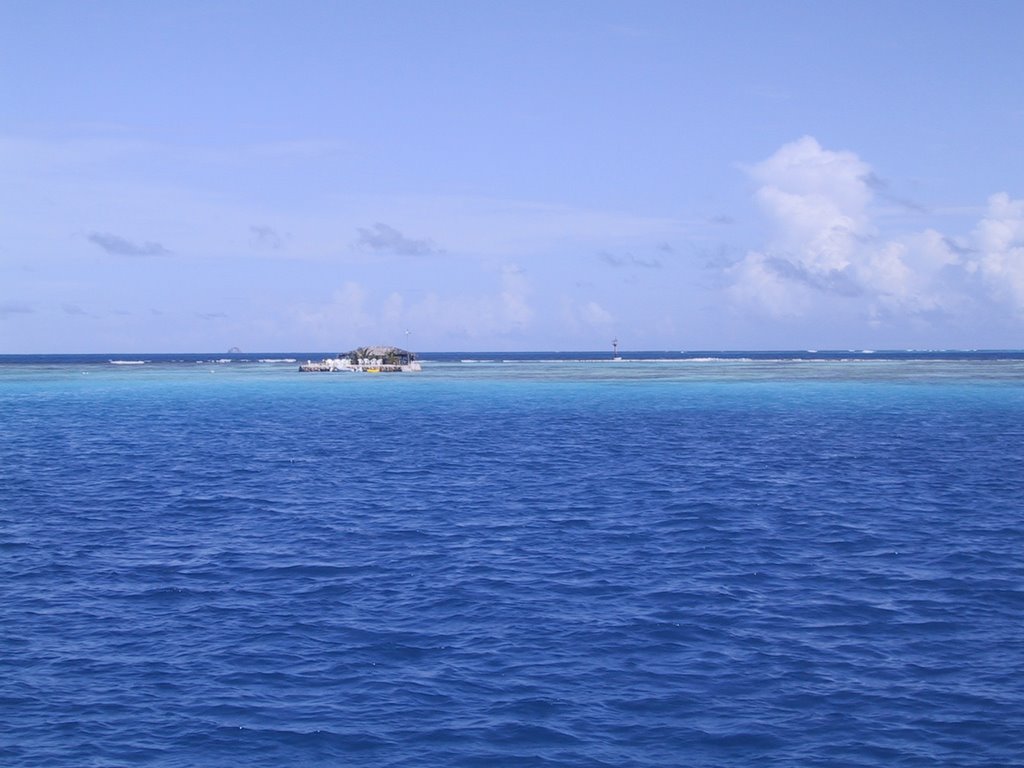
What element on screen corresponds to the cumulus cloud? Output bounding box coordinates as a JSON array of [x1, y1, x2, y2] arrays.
[[356, 223, 438, 256], [582, 300, 613, 325], [761, 255, 863, 297], [727, 137, 1024, 328], [729, 137, 977, 320], [727, 251, 812, 317], [294, 281, 374, 344], [415, 265, 532, 338], [498, 264, 533, 329], [559, 297, 614, 334], [747, 136, 872, 273], [87, 232, 171, 257], [298, 265, 533, 345], [970, 193, 1024, 310]]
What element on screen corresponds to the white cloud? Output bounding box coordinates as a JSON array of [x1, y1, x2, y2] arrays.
[[727, 251, 812, 317], [498, 264, 533, 329], [748, 136, 873, 223], [728, 137, 1024, 324], [729, 137, 882, 316], [295, 265, 534, 347], [296, 281, 374, 343], [971, 193, 1024, 310], [582, 300, 613, 326], [559, 297, 615, 334], [405, 264, 533, 340]]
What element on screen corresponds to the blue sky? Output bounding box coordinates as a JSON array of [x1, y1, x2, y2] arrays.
[[2, 0, 1024, 352]]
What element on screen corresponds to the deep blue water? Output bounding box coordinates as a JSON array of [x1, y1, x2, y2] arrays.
[[2, 353, 1024, 766]]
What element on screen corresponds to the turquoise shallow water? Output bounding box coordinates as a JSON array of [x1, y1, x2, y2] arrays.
[[2, 353, 1024, 766]]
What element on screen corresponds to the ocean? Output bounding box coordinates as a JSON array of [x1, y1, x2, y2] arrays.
[[2, 351, 1023, 766]]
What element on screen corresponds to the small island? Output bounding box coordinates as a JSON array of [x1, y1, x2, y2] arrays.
[[299, 345, 421, 373]]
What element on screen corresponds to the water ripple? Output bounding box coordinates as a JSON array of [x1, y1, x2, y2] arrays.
[[2, 361, 1023, 766]]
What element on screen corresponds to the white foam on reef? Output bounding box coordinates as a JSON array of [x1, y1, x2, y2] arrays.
[[109, 360, 145, 365], [259, 358, 296, 363]]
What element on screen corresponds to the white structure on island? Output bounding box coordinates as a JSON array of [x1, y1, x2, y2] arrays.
[[299, 345, 421, 373]]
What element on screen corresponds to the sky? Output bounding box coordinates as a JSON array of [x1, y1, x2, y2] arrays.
[[2, 0, 1024, 353]]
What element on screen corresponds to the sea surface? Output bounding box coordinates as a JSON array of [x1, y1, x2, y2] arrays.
[[2, 351, 1024, 767]]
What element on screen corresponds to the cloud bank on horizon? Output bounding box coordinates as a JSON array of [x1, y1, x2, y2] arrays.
[[3, 132, 1023, 352], [1, 2, 1023, 352], [290, 136, 1024, 348]]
